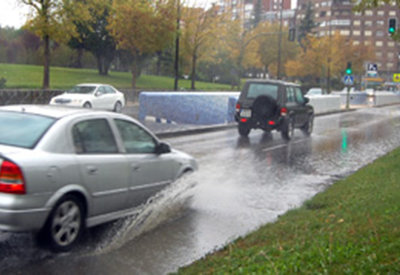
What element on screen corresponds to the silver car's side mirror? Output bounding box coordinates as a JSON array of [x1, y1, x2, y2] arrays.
[[156, 142, 171, 154]]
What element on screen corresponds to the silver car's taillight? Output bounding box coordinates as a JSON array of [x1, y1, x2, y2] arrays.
[[0, 160, 26, 194]]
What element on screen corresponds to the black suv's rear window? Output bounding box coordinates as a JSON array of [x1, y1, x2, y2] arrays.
[[0, 111, 55, 148], [246, 83, 279, 99]]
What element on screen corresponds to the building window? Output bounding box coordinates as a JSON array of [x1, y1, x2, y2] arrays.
[[387, 63, 394, 69], [376, 30, 384, 37], [389, 11, 396, 16], [365, 10, 373, 16], [376, 41, 383, 47], [365, 21, 373, 26], [353, 41, 360, 45], [364, 41, 371, 46], [377, 11, 384, 16], [388, 41, 395, 47], [388, 52, 394, 58], [365, 30, 372, 36], [376, 52, 382, 58], [353, 30, 361, 36], [377, 20, 384, 26], [353, 20, 361, 26], [340, 30, 350, 36]]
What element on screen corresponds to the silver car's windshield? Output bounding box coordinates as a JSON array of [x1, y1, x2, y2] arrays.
[[67, 86, 96, 94], [0, 112, 55, 148], [246, 83, 279, 99]]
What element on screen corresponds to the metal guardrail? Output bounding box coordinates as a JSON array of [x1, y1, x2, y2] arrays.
[[0, 90, 64, 106], [0, 89, 140, 106]]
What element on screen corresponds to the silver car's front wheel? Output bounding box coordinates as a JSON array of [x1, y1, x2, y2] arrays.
[[39, 195, 84, 252]]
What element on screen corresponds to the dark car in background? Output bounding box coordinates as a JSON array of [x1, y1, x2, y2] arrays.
[[235, 79, 314, 140]]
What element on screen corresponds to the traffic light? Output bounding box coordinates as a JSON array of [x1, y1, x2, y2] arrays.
[[389, 18, 396, 35], [345, 62, 352, 75], [288, 28, 296, 41]]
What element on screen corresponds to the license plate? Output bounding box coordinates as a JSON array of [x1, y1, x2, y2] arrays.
[[240, 109, 252, 118]]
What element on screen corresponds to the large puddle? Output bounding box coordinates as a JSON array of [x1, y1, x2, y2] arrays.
[[2, 106, 400, 274]]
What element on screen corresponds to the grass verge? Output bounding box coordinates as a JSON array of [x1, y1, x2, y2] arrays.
[[178, 148, 400, 274], [0, 63, 233, 90]]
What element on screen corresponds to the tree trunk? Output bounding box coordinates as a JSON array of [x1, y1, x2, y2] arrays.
[[131, 60, 138, 89], [191, 54, 197, 90], [42, 34, 50, 90], [76, 47, 83, 68]]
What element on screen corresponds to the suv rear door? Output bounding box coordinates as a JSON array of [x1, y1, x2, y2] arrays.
[[284, 86, 308, 127]]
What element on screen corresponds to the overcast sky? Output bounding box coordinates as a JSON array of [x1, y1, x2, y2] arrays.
[[0, 0, 29, 28], [0, 0, 297, 29]]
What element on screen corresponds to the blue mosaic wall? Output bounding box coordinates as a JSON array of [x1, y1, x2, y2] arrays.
[[139, 92, 240, 125]]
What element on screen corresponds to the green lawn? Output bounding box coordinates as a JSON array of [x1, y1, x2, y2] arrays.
[[0, 63, 234, 90], [178, 148, 400, 274]]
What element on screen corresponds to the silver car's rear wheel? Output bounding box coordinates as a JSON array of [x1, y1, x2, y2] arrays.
[[40, 195, 84, 252]]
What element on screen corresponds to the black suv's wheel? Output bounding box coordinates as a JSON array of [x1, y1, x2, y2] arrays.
[[238, 122, 251, 136], [38, 194, 85, 252], [281, 117, 294, 140], [301, 115, 314, 136], [252, 95, 278, 121]]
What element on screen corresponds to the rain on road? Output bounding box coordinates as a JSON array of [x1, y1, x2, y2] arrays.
[[2, 105, 400, 274]]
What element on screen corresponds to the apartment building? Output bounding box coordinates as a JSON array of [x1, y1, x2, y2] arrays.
[[296, 0, 400, 78]]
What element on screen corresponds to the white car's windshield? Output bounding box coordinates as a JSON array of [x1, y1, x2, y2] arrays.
[[0, 112, 55, 148], [307, 89, 322, 95], [67, 86, 96, 94]]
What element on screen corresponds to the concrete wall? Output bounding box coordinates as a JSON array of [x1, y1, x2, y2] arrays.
[[333, 91, 400, 107], [306, 95, 341, 114], [373, 92, 400, 106]]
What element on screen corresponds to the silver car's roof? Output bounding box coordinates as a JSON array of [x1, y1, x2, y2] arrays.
[[0, 105, 107, 119]]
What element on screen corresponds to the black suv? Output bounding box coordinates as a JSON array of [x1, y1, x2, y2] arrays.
[[235, 79, 314, 140]]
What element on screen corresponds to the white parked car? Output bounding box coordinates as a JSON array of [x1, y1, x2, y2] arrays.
[[50, 83, 126, 112], [305, 88, 327, 97]]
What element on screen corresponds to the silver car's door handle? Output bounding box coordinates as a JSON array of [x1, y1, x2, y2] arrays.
[[132, 165, 140, 172], [87, 166, 98, 175]]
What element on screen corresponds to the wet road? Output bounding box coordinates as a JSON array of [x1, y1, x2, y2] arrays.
[[2, 105, 400, 274]]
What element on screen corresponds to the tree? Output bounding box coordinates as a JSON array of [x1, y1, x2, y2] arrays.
[[253, 22, 299, 78], [285, 33, 374, 86], [217, 16, 263, 88], [20, 0, 90, 89], [252, 0, 263, 28], [297, 2, 318, 52], [180, 6, 220, 89], [108, 0, 176, 88], [69, 0, 116, 74]]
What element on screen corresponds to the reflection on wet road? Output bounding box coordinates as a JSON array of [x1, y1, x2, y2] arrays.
[[2, 106, 400, 274]]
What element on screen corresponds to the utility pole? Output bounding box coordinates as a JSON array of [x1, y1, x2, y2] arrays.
[[277, 0, 283, 80], [174, 0, 180, 91]]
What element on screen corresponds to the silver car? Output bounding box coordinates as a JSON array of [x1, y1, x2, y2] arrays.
[[0, 105, 197, 251]]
